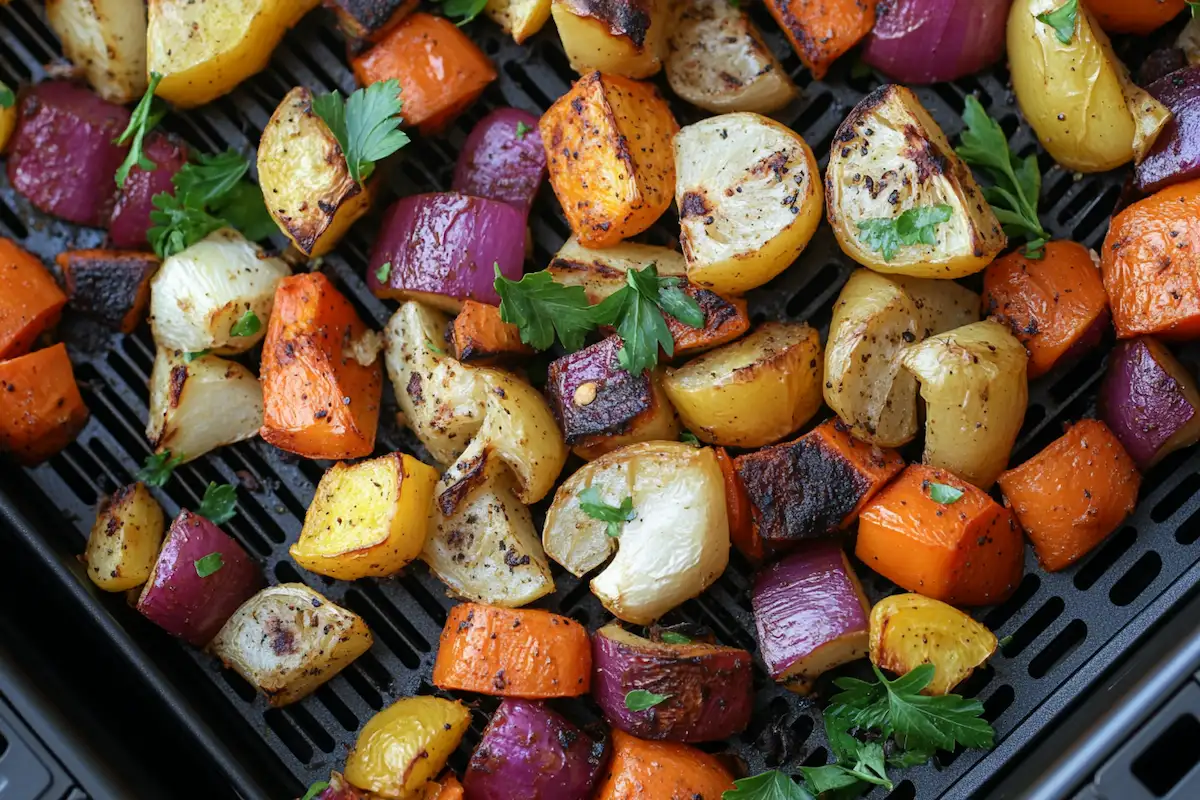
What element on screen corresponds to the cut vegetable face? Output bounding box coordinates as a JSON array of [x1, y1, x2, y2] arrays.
[[591, 730, 735, 800], [861, 0, 1011, 85], [344, 696, 471, 800], [0, 344, 89, 465], [543, 441, 729, 625], [451, 300, 534, 364], [59, 249, 158, 335], [675, 113, 822, 296], [451, 108, 547, 213], [826, 85, 1006, 278], [485, 0, 552, 43], [0, 238, 68, 361], [550, 0, 668, 79], [46, 0, 148, 104], [84, 483, 166, 592], [1136, 66, 1200, 194], [869, 594, 998, 696], [763, 0, 878, 80]]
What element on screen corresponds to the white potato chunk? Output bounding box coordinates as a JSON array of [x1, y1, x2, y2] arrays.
[[47, 0, 148, 103]]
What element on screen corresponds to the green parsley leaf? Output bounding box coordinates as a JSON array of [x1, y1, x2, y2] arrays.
[[602, 264, 676, 375], [375, 261, 392, 283], [136, 450, 184, 487], [313, 80, 409, 185], [998, 634, 1014, 649], [660, 631, 691, 645], [928, 482, 964, 504], [888, 746, 935, 770], [114, 72, 167, 187], [679, 430, 701, 446], [437, 0, 488, 25], [722, 771, 814, 800], [196, 482, 238, 525], [300, 781, 329, 800], [0, 81, 15, 110], [147, 192, 227, 259], [209, 180, 276, 242], [515, 120, 531, 140], [579, 485, 635, 538], [425, 336, 446, 356], [856, 205, 953, 262], [1192, 0, 1200, 17], [184, 350, 211, 363], [657, 277, 705, 329], [624, 689, 670, 711], [174, 150, 249, 207], [194, 552, 224, 578], [229, 310, 261, 338], [873, 665, 994, 753], [1036, 0, 1079, 44], [494, 266, 601, 352]]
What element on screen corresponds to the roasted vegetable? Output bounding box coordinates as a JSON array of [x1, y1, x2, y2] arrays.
[[6, 81, 130, 227], [869, 594, 998, 696], [592, 731, 735, 800], [1137, 66, 1200, 194], [901, 320, 1028, 489], [1088, 0, 1185, 34], [432, 603, 592, 697], [351, 13, 496, 134], [675, 113, 823, 295], [58, 250, 157, 334], [825, 269, 979, 447], [260, 273, 383, 460], [591, 624, 752, 742], [1008, 0, 1171, 172], [540, 72, 679, 248], [662, 322, 823, 448], [344, 697, 471, 800], [734, 419, 904, 544], [136, 509, 264, 646], [84, 483, 165, 592], [46, 0, 148, 103], [109, 133, 189, 249], [451, 300, 534, 364], [0, 343, 89, 465], [0, 80, 15, 153], [258, 87, 373, 258], [764, 0, 878, 80], [857, 464, 1024, 606], [0, 238, 67, 360], [717, 447, 766, 562], [983, 241, 1110, 378], [826, 85, 1006, 278], [211, 584, 372, 706], [324, 0, 417, 40], [543, 441, 729, 625], [149, 229, 289, 355], [546, 336, 679, 461], [146, 349, 262, 462], [551, 0, 668, 79], [752, 542, 871, 694], [998, 420, 1140, 571], [485, 0, 551, 42], [861, 0, 1010, 85], [1099, 337, 1200, 471], [451, 108, 547, 213], [291, 453, 438, 580], [147, 0, 319, 108], [465, 699, 608, 800], [665, 0, 796, 115]]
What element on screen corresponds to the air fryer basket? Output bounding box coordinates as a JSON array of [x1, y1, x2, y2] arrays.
[[3, 2, 1199, 798]]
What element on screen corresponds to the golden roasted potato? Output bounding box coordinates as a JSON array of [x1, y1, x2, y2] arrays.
[[901, 320, 1028, 489], [549, 236, 688, 299], [826, 85, 1006, 278], [665, 0, 796, 114], [258, 87, 373, 258], [663, 322, 822, 448], [486, 0, 551, 43], [345, 697, 471, 799], [825, 269, 979, 447], [291, 453, 438, 580], [210, 584, 372, 707], [84, 483, 166, 592], [869, 593, 997, 696], [46, 0, 147, 103], [148, 0, 319, 108], [1009, 0, 1171, 172], [675, 113, 822, 295], [550, 0, 668, 78]]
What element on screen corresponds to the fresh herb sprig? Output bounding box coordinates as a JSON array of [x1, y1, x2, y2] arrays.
[[114, 72, 166, 187], [494, 267, 601, 352], [624, 689, 670, 711], [1036, 0, 1079, 45], [578, 486, 635, 538], [1191, 0, 1200, 18], [229, 309, 262, 338], [137, 450, 184, 487], [312, 80, 409, 186], [957, 95, 1050, 258], [723, 771, 814, 800], [435, 0, 488, 25], [194, 552, 224, 578], [0, 82, 15, 110], [196, 482, 238, 525], [857, 205, 953, 262], [300, 781, 328, 800], [928, 482, 964, 504]]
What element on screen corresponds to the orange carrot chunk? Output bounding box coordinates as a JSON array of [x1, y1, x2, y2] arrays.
[[351, 13, 496, 135], [451, 299, 533, 363], [857, 464, 1023, 606], [667, 288, 750, 357], [260, 273, 383, 460], [998, 420, 1140, 572], [1101, 178, 1200, 340], [716, 446, 764, 562], [0, 237, 67, 360], [593, 730, 736, 800], [0, 343, 88, 464], [1087, 0, 1185, 34], [983, 241, 1110, 378], [432, 603, 591, 698], [763, 0, 879, 80]]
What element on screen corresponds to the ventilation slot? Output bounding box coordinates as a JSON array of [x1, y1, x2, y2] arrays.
[[983, 684, 1016, 724], [314, 685, 359, 733], [885, 781, 917, 800], [264, 708, 313, 764], [1110, 552, 1163, 607], [285, 704, 335, 754], [984, 572, 1041, 631], [1131, 714, 1200, 797], [342, 588, 422, 669], [1005, 596, 1065, 657], [1028, 619, 1087, 678], [1153, 474, 1200, 523], [1074, 526, 1137, 591]]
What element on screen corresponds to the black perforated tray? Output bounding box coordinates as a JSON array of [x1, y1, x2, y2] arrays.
[[3, 2, 1199, 798]]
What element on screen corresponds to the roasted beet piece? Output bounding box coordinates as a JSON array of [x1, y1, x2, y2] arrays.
[[110, 132, 189, 249], [58, 249, 159, 333]]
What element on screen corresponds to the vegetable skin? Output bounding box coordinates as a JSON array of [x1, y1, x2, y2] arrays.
[[451, 300, 534, 364], [109, 132, 189, 249], [763, 0, 879, 80], [345, 696, 471, 800], [84, 482, 165, 592], [0, 343, 88, 465], [869, 593, 997, 695], [591, 730, 736, 800], [0, 238, 67, 360], [58, 249, 158, 334], [451, 108, 547, 213]]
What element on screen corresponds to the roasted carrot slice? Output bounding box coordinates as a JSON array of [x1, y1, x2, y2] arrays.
[[998, 420, 1140, 572], [593, 730, 736, 800], [451, 299, 533, 363], [432, 603, 591, 698], [983, 241, 1110, 378], [427, 774, 464, 800], [351, 13, 496, 135], [668, 287, 750, 357], [1087, 0, 1185, 34], [857, 464, 1023, 606], [0, 237, 67, 360], [763, 0, 879, 80], [1102, 178, 1200, 340], [57, 249, 159, 334], [716, 446, 764, 561], [260, 273, 383, 460], [0, 343, 88, 464]]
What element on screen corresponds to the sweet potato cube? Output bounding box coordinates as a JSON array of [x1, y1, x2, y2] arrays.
[[351, 13, 496, 135], [0, 238, 67, 360], [736, 419, 903, 543], [764, 0, 878, 80], [58, 249, 158, 334], [540, 72, 678, 248], [0, 343, 88, 465], [260, 273, 383, 459], [857, 464, 1023, 606], [451, 300, 534, 363], [998, 420, 1140, 572]]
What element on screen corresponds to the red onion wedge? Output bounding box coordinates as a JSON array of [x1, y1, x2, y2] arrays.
[[1136, 66, 1200, 194], [862, 0, 1012, 85], [452, 108, 546, 214]]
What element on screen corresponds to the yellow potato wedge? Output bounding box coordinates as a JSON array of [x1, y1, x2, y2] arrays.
[[84, 482, 166, 592], [869, 593, 997, 696], [345, 696, 471, 799]]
